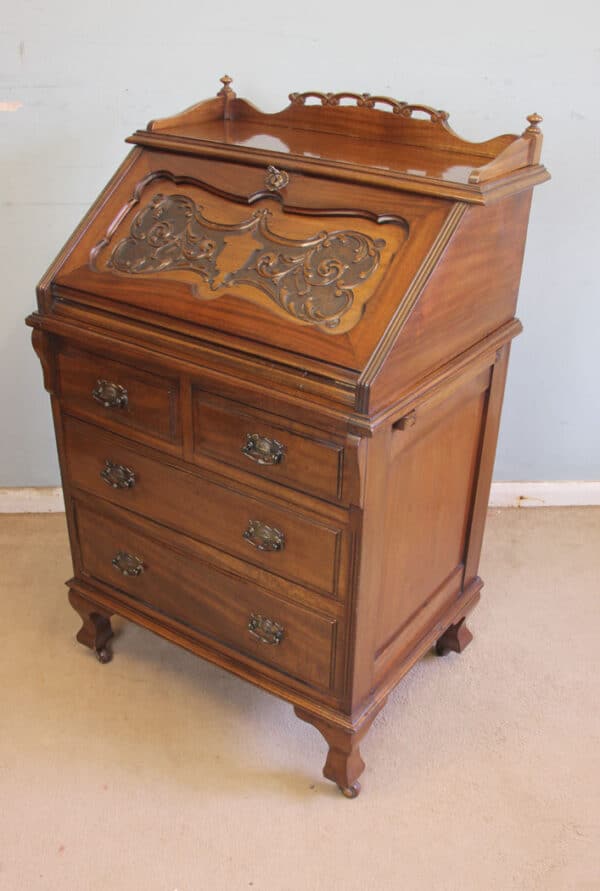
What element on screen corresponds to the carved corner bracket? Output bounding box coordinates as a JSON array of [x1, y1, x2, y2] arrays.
[[31, 328, 56, 394]]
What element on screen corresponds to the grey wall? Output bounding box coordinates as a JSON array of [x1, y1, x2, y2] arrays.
[[1, 1, 598, 486]]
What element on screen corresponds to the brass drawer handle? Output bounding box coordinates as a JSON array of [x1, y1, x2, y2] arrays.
[[92, 379, 128, 409], [100, 459, 136, 489], [243, 519, 285, 552], [112, 551, 144, 577], [265, 165, 289, 191], [242, 433, 285, 466], [248, 613, 284, 646]]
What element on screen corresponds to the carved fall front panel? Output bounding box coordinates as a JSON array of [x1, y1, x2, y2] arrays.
[[92, 176, 408, 334]]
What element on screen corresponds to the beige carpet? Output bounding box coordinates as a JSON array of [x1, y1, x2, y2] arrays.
[[1, 509, 599, 890]]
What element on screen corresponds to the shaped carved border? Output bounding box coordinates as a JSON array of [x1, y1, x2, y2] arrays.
[[107, 194, 385, 329], [91, 173, 408, 333]]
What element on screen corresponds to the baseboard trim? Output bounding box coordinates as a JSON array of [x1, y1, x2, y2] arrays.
[[0, 482, 599, 513], [0, 487, 65, 513], [489, 481, 600, 508]]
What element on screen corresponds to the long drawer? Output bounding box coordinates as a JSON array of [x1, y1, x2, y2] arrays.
[[73, 499, 338, 692], [62, 415, 349, 599]]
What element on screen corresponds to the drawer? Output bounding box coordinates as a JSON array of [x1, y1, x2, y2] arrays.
[[192, 390, 345, 503], [74, 500, 338, 692], [57, 345, 181, 449], [63, 416, 349, 599]]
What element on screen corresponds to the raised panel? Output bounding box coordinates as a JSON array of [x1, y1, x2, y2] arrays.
[[374, 367, 491, 664]]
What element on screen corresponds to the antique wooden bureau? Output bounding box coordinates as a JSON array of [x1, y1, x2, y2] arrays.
[[28, 77, 549, 797]]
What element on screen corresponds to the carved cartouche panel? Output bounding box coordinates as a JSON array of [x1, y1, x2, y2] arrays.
[[105, 192, 388, 332]]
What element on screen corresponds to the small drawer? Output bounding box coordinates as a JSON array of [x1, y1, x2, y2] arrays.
[[57, 345, 181, 449], [192, 390, 345, 503], [74, 500, 338, 692], [63, 416, 349, 599]]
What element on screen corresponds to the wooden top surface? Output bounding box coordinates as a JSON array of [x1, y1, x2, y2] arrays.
[[126, 77, 550, 203], [150, 118, 483, 184]]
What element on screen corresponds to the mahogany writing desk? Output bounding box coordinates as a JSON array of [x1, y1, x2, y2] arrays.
[[28, 77, 549, 797]]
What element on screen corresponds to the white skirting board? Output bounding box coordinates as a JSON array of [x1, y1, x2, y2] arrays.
[[488, 481, 600, 507], [0, 483, 599, 513], [0, 487, 66, 513]]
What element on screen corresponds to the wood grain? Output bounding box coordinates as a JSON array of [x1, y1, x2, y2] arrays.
[[27, 81, 548, 796], [62, 415, 351, 600]]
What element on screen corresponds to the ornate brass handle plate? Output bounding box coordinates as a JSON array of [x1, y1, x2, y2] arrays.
[[243, 520, 285, 552], [100, 459, 136, 489], [241, 433, 285, 466], [92, 379, 128, 409], [248, 613, 284, 646], [264, 165, 289, 191], [112, 551, 144, 577]]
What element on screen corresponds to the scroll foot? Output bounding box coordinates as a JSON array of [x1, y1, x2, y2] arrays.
[[435, 616, 473, 656], [68, 589, 114, 663], [294, 706, 379, 798]]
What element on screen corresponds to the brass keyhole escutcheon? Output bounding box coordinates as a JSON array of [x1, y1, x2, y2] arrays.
[[265, 165, 289, 191]]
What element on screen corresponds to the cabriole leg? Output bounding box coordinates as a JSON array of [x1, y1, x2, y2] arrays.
[[68, 589, 114, 663], [435, 616, 473, 656], [294, 706, 376, 799]]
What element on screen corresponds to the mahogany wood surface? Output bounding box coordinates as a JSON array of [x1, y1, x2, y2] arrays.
[[192, 390, 347, 504], [74, 499, 339, 691], [132, 81, 549, 203], [27, 78, 549, 797], [62, 414, 351, 600], [53, 149, 450, 372], [57, 343, 182, 448]]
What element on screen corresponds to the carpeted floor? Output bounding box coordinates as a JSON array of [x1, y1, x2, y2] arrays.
[[1, 508, 599, 890]]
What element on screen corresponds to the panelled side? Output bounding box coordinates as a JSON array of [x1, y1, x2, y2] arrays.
[[372, 364, 492, 685]]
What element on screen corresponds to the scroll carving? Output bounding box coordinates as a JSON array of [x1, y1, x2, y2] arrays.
[[107, 193, 386, 330], [289, 91, 449, 123]]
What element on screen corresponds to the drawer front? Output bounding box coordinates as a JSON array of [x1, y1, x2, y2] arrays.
[[74, 500, 338, 691], [57, 345, 181, 448], [193, 390, 345, 503], [63, 416, 348, 599]]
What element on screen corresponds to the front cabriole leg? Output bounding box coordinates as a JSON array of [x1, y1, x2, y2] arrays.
[[294, 706, 380, 798], [68, 588, 114, 663]]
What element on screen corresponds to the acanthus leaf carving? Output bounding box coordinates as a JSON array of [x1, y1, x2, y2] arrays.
[[107, 193, 386, 331]]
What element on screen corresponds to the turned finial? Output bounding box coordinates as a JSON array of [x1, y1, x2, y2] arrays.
[[525, 112, 543, 135], [218, 74, 235, 98]]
